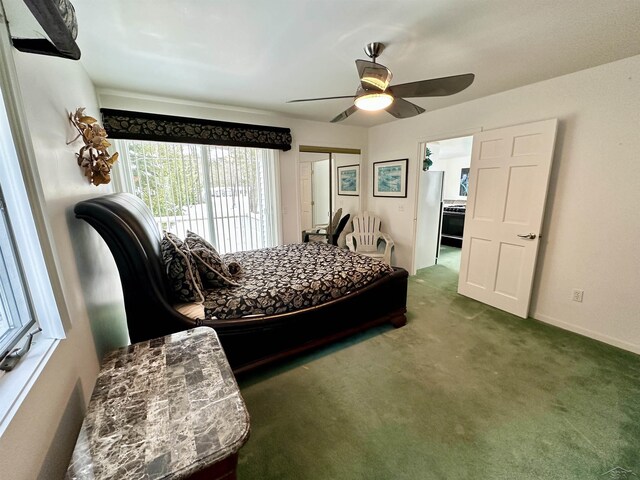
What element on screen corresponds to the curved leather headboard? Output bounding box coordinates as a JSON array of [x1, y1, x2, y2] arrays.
[[75, 193, 194, 342]]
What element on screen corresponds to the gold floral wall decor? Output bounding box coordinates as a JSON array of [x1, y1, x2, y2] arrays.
[[68, 107, 119, 186]]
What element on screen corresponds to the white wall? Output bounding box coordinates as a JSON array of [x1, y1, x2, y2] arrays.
[[428, 137, 472, 201], [366, 54, 640, 353], [433, 153, 470, 201], [0, 53, 128, 479], [98, 92, 368, 244]]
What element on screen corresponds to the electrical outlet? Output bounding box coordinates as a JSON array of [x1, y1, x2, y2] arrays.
[[572, 289, 584, 303]]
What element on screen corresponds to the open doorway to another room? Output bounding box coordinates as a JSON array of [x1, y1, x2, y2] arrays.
[[414, 135, 473, 275]]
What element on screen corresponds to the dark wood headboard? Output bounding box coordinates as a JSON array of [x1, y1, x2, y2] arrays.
[[74, 193, 195, 342]]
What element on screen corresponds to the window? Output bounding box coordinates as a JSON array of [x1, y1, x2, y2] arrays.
[[116, 140, 281, 253], [0, 188, 36, 360], [0, 22, 65, 435]]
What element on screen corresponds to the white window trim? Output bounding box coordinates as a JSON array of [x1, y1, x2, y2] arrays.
[[0, 337, 58, 436], [268, 149, 283, 245], [0, 150, 62, 436], [0, 14, 67, 436]]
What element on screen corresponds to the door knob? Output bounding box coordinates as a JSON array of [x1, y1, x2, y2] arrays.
[[517, 233, 537, 240]]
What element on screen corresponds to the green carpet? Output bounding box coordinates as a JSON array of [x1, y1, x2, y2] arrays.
[[236, 247, 640, 479]]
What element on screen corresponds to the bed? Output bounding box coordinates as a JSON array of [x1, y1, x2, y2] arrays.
[[74, 193, 408, 373]]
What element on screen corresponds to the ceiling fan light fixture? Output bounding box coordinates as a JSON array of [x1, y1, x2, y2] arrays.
[[289, 41, 474, 123], [361, 75, 389, 91], [354, 92, 394, 111]]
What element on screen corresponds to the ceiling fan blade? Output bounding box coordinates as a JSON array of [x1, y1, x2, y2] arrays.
[[355, 59, 392, 91], [330, 105, 358, 123], [385, 98, 426, 119], [287, 95, 355, 103], [388, 73, 475, 98]]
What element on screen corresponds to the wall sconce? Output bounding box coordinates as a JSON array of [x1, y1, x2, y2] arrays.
[[68, 108, 118, 186]]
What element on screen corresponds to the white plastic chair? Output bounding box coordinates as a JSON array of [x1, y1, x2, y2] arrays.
[[346, 212, 394, 265]]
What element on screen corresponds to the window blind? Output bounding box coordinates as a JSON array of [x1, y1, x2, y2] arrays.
[[116, 140, 281, 254]]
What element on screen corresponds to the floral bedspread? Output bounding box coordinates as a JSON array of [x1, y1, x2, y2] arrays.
[[203, 242, 393, 319]]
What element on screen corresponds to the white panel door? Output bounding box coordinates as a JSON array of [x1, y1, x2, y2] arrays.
[[312, 159, 330, 227], [299, 162, 312, 231], [458, 119, 558, 318]]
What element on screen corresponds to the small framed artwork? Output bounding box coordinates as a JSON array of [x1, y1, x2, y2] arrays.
[[460, 168, 470, 196], [337, 164, 360, 196], [373, 158, 408, 198]]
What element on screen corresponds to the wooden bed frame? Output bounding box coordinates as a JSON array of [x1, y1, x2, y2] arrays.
[[75, 193, 408, 374]]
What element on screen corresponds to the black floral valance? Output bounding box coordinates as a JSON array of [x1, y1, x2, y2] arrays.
[[100, 109, 292, 151]]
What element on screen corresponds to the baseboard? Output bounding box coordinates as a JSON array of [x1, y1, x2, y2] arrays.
[[533, 312, 640, 356]]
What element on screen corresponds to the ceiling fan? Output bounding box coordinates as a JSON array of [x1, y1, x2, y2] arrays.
[[288, 42, 475, 123]]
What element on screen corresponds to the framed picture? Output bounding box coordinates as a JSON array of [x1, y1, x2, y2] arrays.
[[373, 159, 408, 198], [460, 168, 470, 196], [337, 164, 360, 196]]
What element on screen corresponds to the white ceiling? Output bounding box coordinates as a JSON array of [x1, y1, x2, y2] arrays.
[[67, 0, 640, 127]]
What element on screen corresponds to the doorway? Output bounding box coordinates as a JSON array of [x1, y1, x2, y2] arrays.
[[413, 120, 557, 319], [414, 135, 473, 275]]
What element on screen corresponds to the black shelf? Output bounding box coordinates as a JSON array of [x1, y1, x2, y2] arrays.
[[441, 234, 463, 248]]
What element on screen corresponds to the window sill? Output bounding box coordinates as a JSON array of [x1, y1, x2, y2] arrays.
[[0, 336, 59, 437]]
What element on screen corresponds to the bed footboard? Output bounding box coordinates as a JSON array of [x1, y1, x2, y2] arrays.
[[204, 267, 408, 373]]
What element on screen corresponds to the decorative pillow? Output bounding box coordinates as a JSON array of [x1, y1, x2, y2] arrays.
[[184, 231, 239, 288], [224, 256, 243, 277], [161, 232, 204, 303]]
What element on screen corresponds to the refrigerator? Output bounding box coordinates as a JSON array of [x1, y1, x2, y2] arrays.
[[414, 170, 444, 271]]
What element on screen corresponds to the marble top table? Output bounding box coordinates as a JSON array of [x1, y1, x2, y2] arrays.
[[66, 327, 250, 480]]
